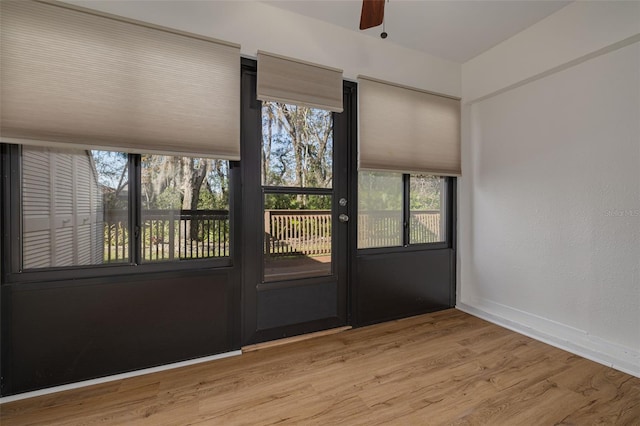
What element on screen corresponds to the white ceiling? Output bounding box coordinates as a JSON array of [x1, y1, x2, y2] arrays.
[[264, 1, 571, 63]]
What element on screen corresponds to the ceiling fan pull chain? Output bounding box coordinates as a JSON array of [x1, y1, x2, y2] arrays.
[[381, 3, 388, 39]]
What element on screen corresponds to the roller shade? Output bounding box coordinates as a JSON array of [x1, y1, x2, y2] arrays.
[[257, 51, 343, 112], [358, 76, 461, 176], [0, 1, 241, 160]]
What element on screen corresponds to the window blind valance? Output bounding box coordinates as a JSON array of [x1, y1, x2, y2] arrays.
[[358, 76, 461, 176], [0, 0, 241, 160], [257, 51, 344, 113]]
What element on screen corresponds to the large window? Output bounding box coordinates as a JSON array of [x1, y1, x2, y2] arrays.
[[15, 145, 230, 273], [358, 171, 447, 249]]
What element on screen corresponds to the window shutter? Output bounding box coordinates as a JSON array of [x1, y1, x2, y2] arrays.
[[257, 51, 344, 113], [0, 1, 241, 160], [358, 76, 461, 176]]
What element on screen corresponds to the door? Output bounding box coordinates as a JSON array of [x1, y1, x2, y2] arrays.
[[241, 60, 353, 344]]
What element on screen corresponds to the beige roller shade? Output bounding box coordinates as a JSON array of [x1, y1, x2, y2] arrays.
[[358, 76, 461, 176], [0, 1, 241, 160], [257, 51, 343, 113]]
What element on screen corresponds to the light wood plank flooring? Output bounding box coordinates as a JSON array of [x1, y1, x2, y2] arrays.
[[1, 309, 639, 425]]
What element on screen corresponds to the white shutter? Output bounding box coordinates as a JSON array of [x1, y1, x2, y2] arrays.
[[22, 147, 52, 269], [75, 153, 93, 265], [53, 151, 74, 266]]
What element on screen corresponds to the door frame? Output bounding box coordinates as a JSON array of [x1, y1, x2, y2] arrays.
[[240, 59, 357, 345]]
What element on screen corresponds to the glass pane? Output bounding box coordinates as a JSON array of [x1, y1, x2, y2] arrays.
[[357, 171, 403, 249], [261, 101, 333, 188], [264, 194, 332, 281], [21, 146, 129, 268], [410, 174, 445, 244], [140, 155, 229, 262]]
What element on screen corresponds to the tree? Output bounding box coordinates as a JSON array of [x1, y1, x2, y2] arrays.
[[91, 150, 128, 210], [140, 155, 229, 240], [410, 175, 441, 210], [358, 171, 402, 212], [261, 102, 333, 209]]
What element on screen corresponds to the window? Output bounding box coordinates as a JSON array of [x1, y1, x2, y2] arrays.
[[358, 171, 448, 249], [262, 102, 333, 188], [261, 101, 335, 282], [409, 174, 445, 244], [21, 146, 128, 268], [357, 172, 403, 249], [140, 155, 230, 262], [14, 145, 230, 274]]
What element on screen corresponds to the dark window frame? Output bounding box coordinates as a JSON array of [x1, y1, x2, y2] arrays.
[[1, 144, 237, 284], [357, 173, 455, 254]]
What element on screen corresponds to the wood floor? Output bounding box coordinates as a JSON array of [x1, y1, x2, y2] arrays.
[[1, 309, 639, 425]]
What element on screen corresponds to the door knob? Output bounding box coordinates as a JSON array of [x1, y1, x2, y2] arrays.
[[339, 214, 349, 223]]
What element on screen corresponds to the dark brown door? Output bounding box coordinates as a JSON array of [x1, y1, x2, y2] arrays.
[[241, 61, 353, 344]]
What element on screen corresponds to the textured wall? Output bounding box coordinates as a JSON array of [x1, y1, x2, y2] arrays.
[[459, 10, 640, 374], [462, 1, 640, 102]]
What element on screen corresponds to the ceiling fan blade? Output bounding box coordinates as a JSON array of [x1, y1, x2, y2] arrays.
[[360, 0, 385, 30]]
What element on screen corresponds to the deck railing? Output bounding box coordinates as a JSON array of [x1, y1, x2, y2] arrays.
[[264, 209, 442, 256], [104, 209, 229, 262], [264, 210, 332, 257], [358, 210, 442, 248], [104, 209, 442, 261]]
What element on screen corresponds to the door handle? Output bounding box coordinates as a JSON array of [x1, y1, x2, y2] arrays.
[[339, 214, 349, 223]]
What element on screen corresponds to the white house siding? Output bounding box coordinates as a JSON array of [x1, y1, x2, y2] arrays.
[[22, 147, 52, 268], [22, 146, 104, 269]]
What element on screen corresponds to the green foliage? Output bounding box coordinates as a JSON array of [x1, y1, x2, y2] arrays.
[[358, 172, 442, 212], [262, 102, 333, 189], [155, 186, 182, 209], [410, 175, 441, 210], [264, 193, 331, 210], [358, 171, 402, 211]]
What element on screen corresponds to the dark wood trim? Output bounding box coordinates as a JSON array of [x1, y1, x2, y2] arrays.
[[402, 173, 410, 245], [262, 186, 333, 195], [448, 176, 457, 306], [129, 154, 141, 264], [240, 58, 261, 345], [0, 144, 12, 395], [346, 81, 359, 328]]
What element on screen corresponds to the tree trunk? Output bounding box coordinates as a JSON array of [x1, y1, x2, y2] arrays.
[[181, 158, 209, 241]]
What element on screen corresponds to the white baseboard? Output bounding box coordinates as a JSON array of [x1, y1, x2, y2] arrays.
[[0, 350, 242, 404], [456, 300, 639, 378]]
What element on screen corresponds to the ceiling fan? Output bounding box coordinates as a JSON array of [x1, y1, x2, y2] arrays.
[[360, 0, 388, 37]]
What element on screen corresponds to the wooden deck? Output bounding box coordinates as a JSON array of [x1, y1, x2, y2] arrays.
[[264, 255, 332, 281], [1, 309, 639, 425]]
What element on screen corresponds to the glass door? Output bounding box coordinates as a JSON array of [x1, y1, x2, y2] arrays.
[[241, 63, 352, 344]]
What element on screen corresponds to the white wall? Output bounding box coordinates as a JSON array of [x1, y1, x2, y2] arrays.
[[459, 1, 640, 376], [66, 0, 460, 97], [463, 1, 640, 103]]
